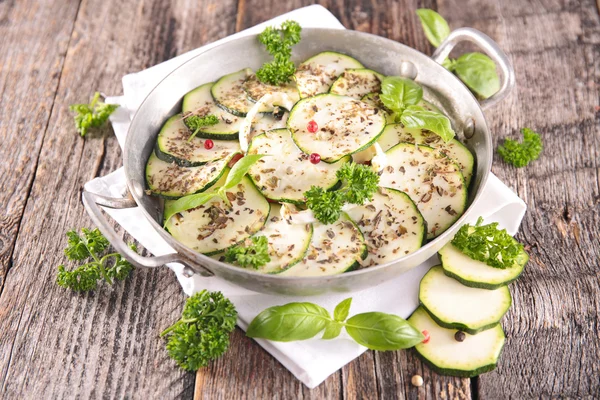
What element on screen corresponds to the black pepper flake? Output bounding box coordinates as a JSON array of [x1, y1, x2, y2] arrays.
[[455, 331, 466, 342]]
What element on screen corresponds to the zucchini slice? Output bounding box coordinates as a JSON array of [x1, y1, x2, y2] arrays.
[[281, 213, 367, 277], [145, 152, 231, 198], [155, 114, 240, 167], [439, 243, 528, 290], [211, 69, 270, 117], [288, 94, 386, 163], [419, 266, 512, 334], [329, 69, 385, 99], [345, 188, 425, 267], [243, 74, 300, 108], [375, 124, 475, 186], [294, 51, 364, 98], [182, 82, 242, 140], [408, 307, 506, 378], [379, 143, 467, 239], [164, 176, 270, 255], [247, 128, 349, 203]]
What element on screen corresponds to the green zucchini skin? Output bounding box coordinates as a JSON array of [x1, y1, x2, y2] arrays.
[[211, 68, 271, 117], [419, 303, 502, 336], [413, 348, 502, 378]]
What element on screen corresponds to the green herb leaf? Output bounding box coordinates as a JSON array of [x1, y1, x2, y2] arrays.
[[452, 217, 528, 269], [184, 114, 219, 141], [498, 128, 543, 168], [400, 105, 455, 142], [321, 321, 343, 340], [345, 312, 424, 351], [452, 52, 500, 99], [379, 76, 423, 114], [163, 192, 219, 226], [257, 20, 302, 85], [221, 154, 266, 192], [69, 92, 119, 137], [416, 9, 451, 48], [304, 186, 345, 225], [161, 290, 237, 371], [336, 163, 380, 205], [57, 264, 101, 292], [333, 298, 352, 322], [246, 302, 331, 341], [224, 236, 271, 269]]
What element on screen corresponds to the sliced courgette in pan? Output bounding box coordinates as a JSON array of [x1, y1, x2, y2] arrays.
[[145, 152, 231, 198], [281, 213, 367, 277], [182, 82, 242, 140], [294, 51, 364, 98], [379, 143, 467, 239], [287, 93, 386, 163], [439, 243, 528, 290], [408, 307, 506, 378], [211, 69, 270, 116], [243, 74, 300, 108], [345, 188, 425, 267], [375, 124, 474, 186], [329, 69, 384, 99], [247, 128, 349, 204], [248, 112, 288, 142], [164, 176, 270, 255], [419, 266, 511, 334], [360, 93, 442, 123], [155, 114, 240, 167]]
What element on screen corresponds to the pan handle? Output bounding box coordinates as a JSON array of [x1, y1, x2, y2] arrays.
[[431, 27, 515, 110], [81, 190, 214, 277]]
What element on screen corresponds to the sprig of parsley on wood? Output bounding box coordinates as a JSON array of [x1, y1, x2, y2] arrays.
[[305, 163, 379, 224], [56, 228, 136, 292], [184, 114, 219, 141], [161, 290, 237, 371], [498, 128, 543, 167], [69, 92, 119, 137], [256, 20, 302, 85], [451, 217, 527, 269], [224, 236, 271, 269]]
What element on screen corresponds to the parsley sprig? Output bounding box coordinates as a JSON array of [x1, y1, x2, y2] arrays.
[[56, 228, 136, 292], [161, 290, 237, 371], [498, 128, 543, 168], [69, 92, 119, 137], [224, 236, 271, 269], [184, 114, 219, 141], [256, 20, 302, 85], [451, 217, 527, 269], [305, 163, 379, 224]]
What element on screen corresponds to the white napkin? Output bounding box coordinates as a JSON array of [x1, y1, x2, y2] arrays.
[[87, 5, 527, 388]]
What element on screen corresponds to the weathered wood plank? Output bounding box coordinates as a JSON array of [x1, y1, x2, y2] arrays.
[[0, 0, 238, 398]]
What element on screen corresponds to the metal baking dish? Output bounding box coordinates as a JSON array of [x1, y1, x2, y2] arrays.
[[82, 27, 514, 296]]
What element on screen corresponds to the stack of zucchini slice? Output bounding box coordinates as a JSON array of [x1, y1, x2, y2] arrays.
[[145, 51, 476, 276]]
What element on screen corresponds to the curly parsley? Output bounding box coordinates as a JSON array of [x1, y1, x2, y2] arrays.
[[69, 92, 119, 137], [56, 228, 136, 292], [224, 236, 271, 269], [498, 128, 543, 168], [184, 114, 220, 141], [161, 290, 237, 371], [451, 217, 527, 269], [256, 20, 302, 85]]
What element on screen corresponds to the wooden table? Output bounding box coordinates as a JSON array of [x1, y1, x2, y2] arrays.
[[1, 0, 598, 398]]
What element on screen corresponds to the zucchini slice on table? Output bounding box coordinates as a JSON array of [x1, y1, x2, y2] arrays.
[[419, 266, 512, 334], [164, 176, 270, 255], [374, 124, 475, 186], [155, 114, 240, 167], [287, 94, 386, 163], [243, 74, 300, 107], [281, 213, 367, 277], [145, 152, 231, 198], [379, 143, 467, 239], [329, 69, 385, 99], [294, 51, 364, 98], [439, 243, 528, 290], [408, 307, 506, 378], [211, 69, 271, 117], [182, 82, 242, 140], [247, 128, 349, 203], [345, 188, 425, 267]]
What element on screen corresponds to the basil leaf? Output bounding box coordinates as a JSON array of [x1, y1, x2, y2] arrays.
[[344, 312, 424, 351], [416, 9, 450, 48], [453, 52, 500, 99], [379, 77, 423, 114], [221, 154, 266, 191], [321, 321, 343, 340], [400, 105, 455, 142], [333, 298, 352, 322], [246, 302, 331, 341], [162, 192, 219, 226]]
